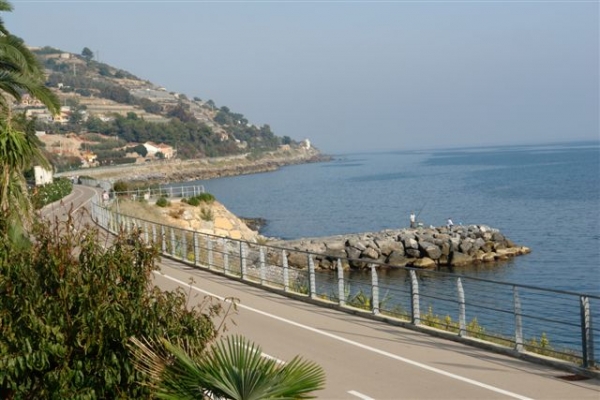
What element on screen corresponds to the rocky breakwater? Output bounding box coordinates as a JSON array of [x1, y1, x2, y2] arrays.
[[270, 225, 531, 270]]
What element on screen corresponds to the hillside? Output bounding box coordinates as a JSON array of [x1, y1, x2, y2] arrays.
[[18, 46, 316, 171]]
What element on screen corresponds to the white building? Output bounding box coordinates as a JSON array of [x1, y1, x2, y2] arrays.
[[34, 166, 53, 186]]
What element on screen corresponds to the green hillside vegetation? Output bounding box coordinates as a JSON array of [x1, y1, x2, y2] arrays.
[[27, 46, 304, 166]]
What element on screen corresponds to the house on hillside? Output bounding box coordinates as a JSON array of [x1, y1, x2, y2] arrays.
[[19, 94, 44, 107], [143, 142, 175, 159], [25, 108, 53, 122], [52, 106, 72, 125], [81, 151, 98, 167]]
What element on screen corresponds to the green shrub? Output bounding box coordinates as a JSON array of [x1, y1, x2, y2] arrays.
[[30, 178, 73, 209], [0, 219, 223, 398], [187, 196, 201, 206], [200, 207, 214, 222], [156, 197, 169, 207], [184, 193, 215, 207], [196, 192, 215, 204], [112, 180, 129, 193]]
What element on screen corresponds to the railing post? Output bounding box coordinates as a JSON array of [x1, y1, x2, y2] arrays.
[[240, 242, 247, 280], [410, 270, 420, 325], [580, 295, 595, 368], [161, 225, 166, 253], [207, 238, 213, 268], [514, 286, 524, 352], [181, 230, 187, 260], [259, 246, 266, 285], [282, 250, 289, 292], [223, 240, 230, 274], [337, 259, 345, 307], [143, 222, 149, 244], [152, 224, 157, 245], [170, 228, 176, 256], [193, 232, 199, 266], [308, 254, 316, 299], [457, 278, 466, 337], [371, 264, 379, 315]]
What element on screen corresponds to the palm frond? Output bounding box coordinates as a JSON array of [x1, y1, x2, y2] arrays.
[[129, 335, 325, 400]]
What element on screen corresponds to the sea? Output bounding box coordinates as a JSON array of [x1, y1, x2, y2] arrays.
[[172, 141, 600, 296]]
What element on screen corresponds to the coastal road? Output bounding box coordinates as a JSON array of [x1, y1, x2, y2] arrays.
[[40, 184, 100, 225], [154, 260, 599, 400], [49, 186, 600, 399]]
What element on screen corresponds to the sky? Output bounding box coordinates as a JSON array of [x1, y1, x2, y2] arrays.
[[5, 0, 599, 153]]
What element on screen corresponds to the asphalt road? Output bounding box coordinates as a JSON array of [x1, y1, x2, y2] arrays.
[[49, 186, 600, 400]]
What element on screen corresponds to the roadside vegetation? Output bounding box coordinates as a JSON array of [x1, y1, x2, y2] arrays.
[[30, 177, 72, 209]]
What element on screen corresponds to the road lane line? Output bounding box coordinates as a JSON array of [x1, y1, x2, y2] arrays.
[[155, 271, 534, 400], [348, 390, 374, 400]]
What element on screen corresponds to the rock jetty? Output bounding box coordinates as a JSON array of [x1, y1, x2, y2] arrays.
[[269, 225, 531, 270]]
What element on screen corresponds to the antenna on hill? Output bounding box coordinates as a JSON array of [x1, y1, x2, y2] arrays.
[[96, 50, 100, 62]]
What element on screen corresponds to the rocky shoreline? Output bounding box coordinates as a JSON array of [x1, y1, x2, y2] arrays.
[[268, 224, 531, 270], [61, 147, 330, 184]]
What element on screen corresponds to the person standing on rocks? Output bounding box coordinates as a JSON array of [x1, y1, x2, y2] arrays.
[[447, 218, 454, 230], [410, 211, 416, 228]]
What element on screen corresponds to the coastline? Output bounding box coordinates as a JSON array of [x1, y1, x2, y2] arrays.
[[74, 146, 530, 270], [58, 147, 331, 184]]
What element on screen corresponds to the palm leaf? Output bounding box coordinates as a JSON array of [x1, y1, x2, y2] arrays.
[[129, 335, 325, 400]]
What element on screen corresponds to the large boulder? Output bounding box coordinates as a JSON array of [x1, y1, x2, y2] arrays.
[[413, 257, 436, 269], [386, 251, 412, 267], [286, 251, 310, 269], [419, 241, 442, 260], [404, 237, 419, 250], [346, 237, 366, 251], [374, 238, 404, 257], [405, 248, 421, 258], [361, 246, 380, 260], [449, 251, 471, 267]]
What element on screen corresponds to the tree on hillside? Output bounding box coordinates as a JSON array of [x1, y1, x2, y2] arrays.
[[130, 143, 148, 157], [167, 102, 195, 122], [0, 0, 60, 239], [81, 46, 94, 61]]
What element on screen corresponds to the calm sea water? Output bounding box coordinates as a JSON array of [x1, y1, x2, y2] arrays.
[[175, 141, 600, 296]]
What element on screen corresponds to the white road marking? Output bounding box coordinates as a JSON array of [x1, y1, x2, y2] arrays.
[[348, 390, 374, 400], [261, 352, 285, 365], [155, 271, 534, 400]]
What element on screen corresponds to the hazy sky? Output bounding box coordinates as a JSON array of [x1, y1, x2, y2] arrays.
[[6, 1, 599, 153]]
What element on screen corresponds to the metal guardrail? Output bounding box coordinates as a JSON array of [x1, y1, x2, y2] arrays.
[[79, 179, 205, 202], [90, 200, 598, 371], [109, 185, 205, 201]]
